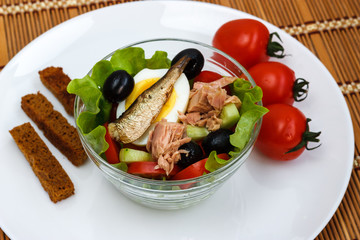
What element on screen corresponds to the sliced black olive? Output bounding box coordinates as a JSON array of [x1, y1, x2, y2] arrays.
[[103, 70, 134, 103], [171, 48, 204, 80], [177, 141, 204, 168], [202, 129, 234, 156]]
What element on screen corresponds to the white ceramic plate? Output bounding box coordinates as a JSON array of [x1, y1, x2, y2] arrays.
[[0, 1, 354, 240]]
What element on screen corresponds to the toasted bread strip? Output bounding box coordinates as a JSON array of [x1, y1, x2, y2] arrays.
[[39, 67, 75, 116], [9, 122, 75, 203], [21, 92, 87, 166]]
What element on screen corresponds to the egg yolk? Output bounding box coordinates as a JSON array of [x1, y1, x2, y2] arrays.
[[125, 77, 177, 123]]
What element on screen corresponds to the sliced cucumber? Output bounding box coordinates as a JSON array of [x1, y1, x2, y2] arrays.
[[220, 103, 240, 129], [119, 148, 154, 163], [186, 125, 209, 141]]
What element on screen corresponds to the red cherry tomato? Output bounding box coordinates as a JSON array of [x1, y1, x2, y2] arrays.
[[194, 70, 222, 83], [216, 153, 231, 161], [194, 70, 231, 94], [172, 153, 230, 181], [256, 104, 321, 161], [212, 19, 284, 69], [172, 158, 207, 180], [245, 62, 309, 106], [104, 122, 120, 164], [127, 162, 180, 179]]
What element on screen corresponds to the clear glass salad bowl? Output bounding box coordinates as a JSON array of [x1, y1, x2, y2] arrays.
[[74, 38, 262, 210]]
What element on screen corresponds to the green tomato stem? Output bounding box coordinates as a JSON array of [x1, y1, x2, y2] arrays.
[[286, 118, 321, 153], [293, 78, 310, 102], [267, 32, 286, 58]]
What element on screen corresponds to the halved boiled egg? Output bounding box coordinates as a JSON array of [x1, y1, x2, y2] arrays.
[[116, 68, 190, 146]]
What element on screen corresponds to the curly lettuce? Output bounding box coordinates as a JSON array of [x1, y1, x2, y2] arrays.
[[231, 77, 263, 102], [67, 47, 171, 155]]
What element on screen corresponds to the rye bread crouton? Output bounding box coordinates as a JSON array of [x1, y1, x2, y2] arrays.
[[9, 122, 75, 203], [21, 92, 87, 166], [39, 67, 75, 116]]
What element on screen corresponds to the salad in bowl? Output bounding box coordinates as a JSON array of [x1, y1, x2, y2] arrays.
[[69, 38, 267, 209]]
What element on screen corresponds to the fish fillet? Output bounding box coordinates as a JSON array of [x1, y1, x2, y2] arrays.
[[108, 56, 190, 144]]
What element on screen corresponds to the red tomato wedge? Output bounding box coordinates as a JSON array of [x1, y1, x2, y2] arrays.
[[171, 153, 230, 189], [194, 70, 222, 83], [216, 153, 231, 160], [172, 158, 207, 180], [127, 162, 180, 179], [104, 122, 120, 164]]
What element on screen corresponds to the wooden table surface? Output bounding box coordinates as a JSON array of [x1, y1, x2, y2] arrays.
[[0, 0, 359, 239]]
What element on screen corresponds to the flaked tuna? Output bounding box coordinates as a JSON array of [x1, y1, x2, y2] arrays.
[[187, 86, 214, 113], [179, 77, 241, 131], [146, 119, 191, 175], [192, 76, 238, 90]]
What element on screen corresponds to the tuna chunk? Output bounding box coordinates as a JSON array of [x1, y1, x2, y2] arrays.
[[192, 76, 238, 90], [180, 77, 241, 131], [205, 111, 222, 131], [187, 86, 214, 113], [206, 87, 228, 110], [224, 95, 242, 108], [146, 119, 191, 175], [178, 112, 201, 125]]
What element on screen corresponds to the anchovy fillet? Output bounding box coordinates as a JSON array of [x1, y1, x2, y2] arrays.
[[108, 56, 190, 144]]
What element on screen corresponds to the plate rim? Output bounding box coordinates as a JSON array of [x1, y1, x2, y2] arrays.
[[0, 1, 355, 240]]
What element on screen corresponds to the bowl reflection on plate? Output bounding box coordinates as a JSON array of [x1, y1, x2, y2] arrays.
[[74, 38, 262, 210]]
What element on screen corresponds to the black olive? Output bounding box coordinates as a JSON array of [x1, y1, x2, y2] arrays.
[[171, 48, 204, 80], [177, 141, 204, 168], [103, 70, 134, 103], [202, 129, 234, 156]]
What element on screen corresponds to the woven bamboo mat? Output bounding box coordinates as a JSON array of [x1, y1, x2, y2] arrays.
[[0, 0, 359, 239]]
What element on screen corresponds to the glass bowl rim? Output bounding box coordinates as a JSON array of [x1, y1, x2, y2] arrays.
[[74, 37, 263, 187]]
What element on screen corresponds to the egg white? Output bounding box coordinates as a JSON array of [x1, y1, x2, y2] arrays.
[[116, 68, 190, 146]]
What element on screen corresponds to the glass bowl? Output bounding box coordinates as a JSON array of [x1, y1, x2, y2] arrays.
[[74, 38, 262, 210]]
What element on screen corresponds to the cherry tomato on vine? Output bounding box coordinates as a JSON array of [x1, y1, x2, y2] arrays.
[[245, 62, 309, 106], [256, 104, 321, 161], [212, 19, 285, 69]]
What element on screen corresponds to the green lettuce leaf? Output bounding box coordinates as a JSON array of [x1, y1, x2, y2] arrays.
[[76, 95, 112, 134], [110, 47, 170, 76], [146, 51, 171, 69], [91, 60, 114, 89], [229, 78, 268, 153], [230, 92, 268, 153], [111, 162, 128, 172], [83, 125, 109, 155], [205, 151, 231, 172], [67, 74, 112, 155], [67, 75, 102, 113], [110, 47, 146, 76], [231, 78, 263, 102]]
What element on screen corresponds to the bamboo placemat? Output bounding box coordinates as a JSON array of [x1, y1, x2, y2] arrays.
[[0, 0, 359, 239]]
